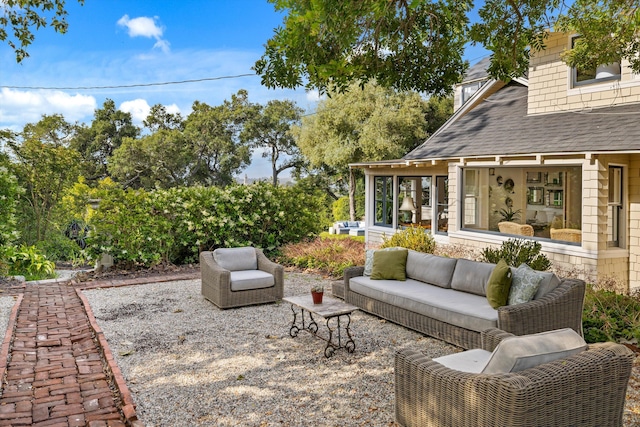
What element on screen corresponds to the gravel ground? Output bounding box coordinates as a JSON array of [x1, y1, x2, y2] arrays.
[[52, 272, 640, 426], [0, 296, 17, 341]]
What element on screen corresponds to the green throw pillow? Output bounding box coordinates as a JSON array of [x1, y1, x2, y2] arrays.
[[370, 249, 408, 281], [485, 259, 513, 309], [508, 264, 544, 305]]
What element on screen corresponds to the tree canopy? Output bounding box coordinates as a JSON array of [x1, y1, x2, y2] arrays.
[[256, 0, 640, 94], [1, 0, 85, 62]]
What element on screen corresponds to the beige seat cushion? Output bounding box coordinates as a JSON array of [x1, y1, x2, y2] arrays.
[[230, 270, 274, 291]]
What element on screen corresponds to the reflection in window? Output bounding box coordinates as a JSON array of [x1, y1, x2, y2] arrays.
[[571, 36, 620, 87], [461, 167, 582, 243], [374, 176, 393, 227], [436, 176, 448, 233], [398, 177, 433, 230], [608, 166, 623, 247]]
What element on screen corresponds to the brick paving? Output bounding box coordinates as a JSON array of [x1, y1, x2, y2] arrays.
[[0, 271, 198, 427]]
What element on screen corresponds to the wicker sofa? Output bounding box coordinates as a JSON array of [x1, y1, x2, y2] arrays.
[[395, 328, 634, 427], [342, 250, 585, 349]]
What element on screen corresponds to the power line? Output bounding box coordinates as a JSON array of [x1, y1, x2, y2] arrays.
[[1, 73, 258, 90]]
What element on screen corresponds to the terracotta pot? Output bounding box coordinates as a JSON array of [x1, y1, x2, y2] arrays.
[[311, 291, 324, 304]]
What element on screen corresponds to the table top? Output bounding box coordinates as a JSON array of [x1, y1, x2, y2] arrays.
[[283, 295, 358, 318]]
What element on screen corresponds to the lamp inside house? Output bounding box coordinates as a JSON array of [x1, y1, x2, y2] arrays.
[[399, 195, 415, 222]]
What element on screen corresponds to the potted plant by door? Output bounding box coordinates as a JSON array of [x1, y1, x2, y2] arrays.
[[311, 285, 324, 304]]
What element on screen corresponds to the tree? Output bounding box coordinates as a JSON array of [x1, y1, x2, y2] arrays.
[[242, 99, 304, 186], [293, 81, 432, 220], [0, 150, 22, 245], [183, 91, 255, 187], [71, 99, 140, 182], [255, 0, 469, 95], [143, 104, 185, 133], [0, 0, 85, 62], [3, 115, 81, 243], [257, 0, 640, 93]]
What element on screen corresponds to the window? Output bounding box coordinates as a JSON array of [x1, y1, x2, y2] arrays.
[[436, 176, 448, 234], [460, 167, 582, 243], [461, 81, 486, 104], [571, 36, 621, 87], [398, 177, 433, 230], [374, 176, 393, 227], [608, 166, 623, 247]]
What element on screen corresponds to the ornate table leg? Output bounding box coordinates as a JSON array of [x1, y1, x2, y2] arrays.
[[288, 303, 299, 337]]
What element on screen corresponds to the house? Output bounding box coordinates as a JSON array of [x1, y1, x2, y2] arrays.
[[351, 32, 640, 292]]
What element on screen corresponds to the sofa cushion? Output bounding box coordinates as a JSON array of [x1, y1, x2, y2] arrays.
[[534, 272, 561, 300], [230, 270, 275, 291], [364, 247, 404, 276], [371, 249, 408, 281], [213, 247, 257, 271], [485, 259, 513, 309], [405, 251, 457, 289], [450, 259, 496, 296], [433, 349, 493, 374], [508, 264, 543, 305], [349, 276, 498, 333], [482, 328, 587, 374]]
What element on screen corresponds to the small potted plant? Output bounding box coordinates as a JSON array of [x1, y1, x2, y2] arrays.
[[311, 285, 324, 304]]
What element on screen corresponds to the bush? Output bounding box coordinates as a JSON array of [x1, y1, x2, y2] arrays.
[[332, 195, 364, 221], [318, 232, 365, 243], [381, 226, 436, 253], [0, 166, 22, 246], [279, 236, 365, 277], [481, 238, 551, 271], [582, 285, 640, 343], [1, 244, 56, 281], [86, 182, 325, 267]]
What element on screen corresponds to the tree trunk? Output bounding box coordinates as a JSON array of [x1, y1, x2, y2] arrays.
[[349, 168, 356, 222]]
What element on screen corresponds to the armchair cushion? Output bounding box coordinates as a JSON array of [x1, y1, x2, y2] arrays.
[[482, 328, 587, 374], [213, 247, 257, 271], [230, 270, 275, 291]]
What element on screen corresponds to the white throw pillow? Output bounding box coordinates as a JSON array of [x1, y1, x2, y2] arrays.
[[508, 263, 544, 305], [481, 328, 587, 374]]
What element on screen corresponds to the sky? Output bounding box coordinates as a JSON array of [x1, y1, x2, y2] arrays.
[[0, 0, 489, 178]]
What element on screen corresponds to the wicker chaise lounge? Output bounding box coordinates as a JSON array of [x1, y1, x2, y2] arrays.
[[395, 328, 634, 427], [200, 247, 283, 309]]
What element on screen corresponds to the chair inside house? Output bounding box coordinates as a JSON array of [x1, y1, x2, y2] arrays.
[[200, 246, 284, 309], [498, 221, 534, 236], [395, 328, 634, 427], [550, 228, 582, 243]]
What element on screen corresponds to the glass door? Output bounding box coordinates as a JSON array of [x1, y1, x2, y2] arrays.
[[436, 175, 448, 234]]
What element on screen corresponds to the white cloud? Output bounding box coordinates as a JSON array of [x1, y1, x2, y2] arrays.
[[306, 89, 321, 102], [117, 15, 170, 53], [119, 98, 151, 124], [0, 88, 96, 129]]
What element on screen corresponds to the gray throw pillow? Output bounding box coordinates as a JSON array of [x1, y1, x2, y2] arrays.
[[508, 263, 544, 305]]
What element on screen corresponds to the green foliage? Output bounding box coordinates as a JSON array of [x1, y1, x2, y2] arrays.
[[332, 196, 364, 222], [86, 182, 325, 267], [481, 238, 551, 271], [256, 0, 469, 95], [1, 0, 86, 62], [35, 232, 88, 266], [0, 164, 22, 245], [1, 244, 56, 281], [498, 207, 522, 222], [381, 227, 436, 254], [318, 232, 365, 243], [279, 236, 365, 277], [582, 285, 640, 344]]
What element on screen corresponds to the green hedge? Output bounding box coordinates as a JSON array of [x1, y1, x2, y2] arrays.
[[86, 183, 324, 266]]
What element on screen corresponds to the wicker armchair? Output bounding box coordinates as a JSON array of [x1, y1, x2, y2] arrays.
[[550, 228, 582, 243], [395, 328, 634, 427], [200, 247, 283, 309], [498, 221, 534, 236]]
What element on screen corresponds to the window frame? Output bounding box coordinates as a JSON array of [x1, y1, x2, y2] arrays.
[[570, 36, 621, 88], [373, 176, 394, 228]]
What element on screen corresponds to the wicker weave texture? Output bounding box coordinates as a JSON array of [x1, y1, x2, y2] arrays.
[[200, 249, 283, 309], [395, 330, 634, 427], [498, 221, 535, 236], [344, 268, 585, 349]]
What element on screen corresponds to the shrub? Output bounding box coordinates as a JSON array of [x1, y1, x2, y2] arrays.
[[582, 285, 640, 343], [86, 182, 325, 267], [481, 238, 551, 271], [318, 232, 365, 243], [0, 166, 22, 246], [1, 244, 56, 281], [279, 236, 365, 277], [332, 195, 364, 221], [380, 226, 436, 253]]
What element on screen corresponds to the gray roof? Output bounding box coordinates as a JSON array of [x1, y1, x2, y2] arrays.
[[463, 56, 491, 82], [405, 82, 640, 161]]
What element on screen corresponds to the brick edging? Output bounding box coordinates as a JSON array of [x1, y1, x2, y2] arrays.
[[0, 294, 23, 386], [76, 289, 141, 426], [77, 272, 200, 290]]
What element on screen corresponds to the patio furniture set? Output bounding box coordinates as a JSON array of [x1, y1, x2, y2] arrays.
[[199, 246, 634, 427]]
